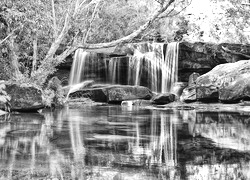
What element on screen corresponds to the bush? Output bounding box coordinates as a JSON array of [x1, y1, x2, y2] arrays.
[[43, 77, 65, 108]]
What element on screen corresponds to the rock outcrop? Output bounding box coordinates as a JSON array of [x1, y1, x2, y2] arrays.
[[56, 42, 250, 85], [3, 83, 44, 112], [181, 60, 250, 103], [69, 84, 153, 103]]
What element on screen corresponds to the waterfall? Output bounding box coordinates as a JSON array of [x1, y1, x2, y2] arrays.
[[69, 49, 89, 85], [68, 42, 179, 93], [127, 42, 179, 93], [163, 42, 179, 93]]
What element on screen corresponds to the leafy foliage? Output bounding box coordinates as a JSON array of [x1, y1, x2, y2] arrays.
[[179, 0, 250, 43], [43, 77, 65, 107]]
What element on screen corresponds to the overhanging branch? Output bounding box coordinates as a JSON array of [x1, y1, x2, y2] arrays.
[[77, 0, 176, 49]]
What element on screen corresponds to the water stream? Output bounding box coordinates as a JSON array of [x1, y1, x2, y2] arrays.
[[0, 106, 250, 179], [69, 42, 179, 93]]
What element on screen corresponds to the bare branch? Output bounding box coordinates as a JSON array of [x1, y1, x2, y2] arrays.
[[159, 0, 192, 18], [83, 0, 102, 43], [78, 0, 176, 49], [222, 46, 250, 59], [0, 33, 13, 45], [0, 27, 19, 45], [51, 0, 58, 39], [43, 11, 70, 61]]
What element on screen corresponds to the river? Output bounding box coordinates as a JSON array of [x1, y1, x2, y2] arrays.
[[0, 105, 250, 179]]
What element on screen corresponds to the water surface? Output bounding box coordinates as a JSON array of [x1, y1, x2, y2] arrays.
[[0, 105, 250, 179]]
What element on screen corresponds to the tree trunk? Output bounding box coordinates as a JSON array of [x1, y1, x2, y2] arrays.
[[8, 36, 21, 78], [32, 35, 38, 72]]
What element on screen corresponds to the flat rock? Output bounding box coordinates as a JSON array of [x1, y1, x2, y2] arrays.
[[108, 86, 152, 102], [69, 84, 153, 103]]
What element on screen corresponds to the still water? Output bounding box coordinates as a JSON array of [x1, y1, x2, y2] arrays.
[[0, 105, 250, 180]]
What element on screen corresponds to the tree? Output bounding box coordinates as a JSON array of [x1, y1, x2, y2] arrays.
[[178, 0, 250, 43], [0, 0, 192, 87]]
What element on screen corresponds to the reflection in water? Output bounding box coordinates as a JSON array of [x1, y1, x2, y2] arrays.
[[0, 107, 250, 179]]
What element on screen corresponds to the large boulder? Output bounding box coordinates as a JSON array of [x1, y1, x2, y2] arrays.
[[4, 83, 44, 112], [181, 60, 250, 103], [219, 74, 250, 102], [69, 84, 153, 103]]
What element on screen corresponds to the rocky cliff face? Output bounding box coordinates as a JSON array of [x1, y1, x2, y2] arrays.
[[56, 42, 250, 85]]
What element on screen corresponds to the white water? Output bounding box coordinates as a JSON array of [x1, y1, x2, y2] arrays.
[[127, 42, 179, 93], [68, 42, 179, 93], [68, 49, 89, 85], [163, 42, 179, 92]]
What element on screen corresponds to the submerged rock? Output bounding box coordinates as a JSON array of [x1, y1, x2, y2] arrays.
[[121, 99, 152, 106], [69, 84, 153, 103], [4, 83, 44, 112], [151, 93, 176, 105]]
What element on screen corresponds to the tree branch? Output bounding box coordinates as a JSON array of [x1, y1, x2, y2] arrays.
[[51, 0, 58, 39], [222, 46, 250, 59], [83, 0, 102, 43], [0, 27, 19, 45], [43, 11, 70, 61], [159, 0, 192, 18], [0, 32, 13, 45], [78, 0, 176, 49]]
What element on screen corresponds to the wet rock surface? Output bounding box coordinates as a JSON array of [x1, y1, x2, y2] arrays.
[[56, 42, 250, 84], [69, 84, 153, 103], [4, 83, 44, 112], [180, 85, 196, 102], [181, 60, 250, 103], [151, 93, 176, 105]]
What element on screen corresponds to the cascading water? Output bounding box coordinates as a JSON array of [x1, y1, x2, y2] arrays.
[[127, 42, 179, 93], [163, 42, 179, 92], [68, 42, 179, 93], [68, 49, 89, 86]]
